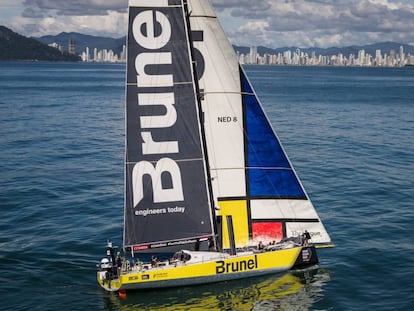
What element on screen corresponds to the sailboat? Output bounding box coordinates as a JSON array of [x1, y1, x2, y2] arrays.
[[97, 0, 333, 292]]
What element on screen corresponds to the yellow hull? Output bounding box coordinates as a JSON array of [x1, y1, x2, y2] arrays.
[[97, 246, 317, 292]]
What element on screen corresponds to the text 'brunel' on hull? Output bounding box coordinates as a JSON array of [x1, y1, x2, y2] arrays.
[[216, 255, 258, 274]]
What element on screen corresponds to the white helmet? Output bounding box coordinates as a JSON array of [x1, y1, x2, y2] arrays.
[[100, 258, 111, 269]]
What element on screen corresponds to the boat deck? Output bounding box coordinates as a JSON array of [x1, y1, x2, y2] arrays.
[[97, 243, 318, 292]]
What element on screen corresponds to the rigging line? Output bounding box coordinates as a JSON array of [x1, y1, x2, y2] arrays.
[[210, 166, 294, 170], [202, 91, 255, 96], [126, 81, 193, 86], [124, 88, 254, 94], [189, 15, 216, 18], [248, 166, 294, 170], [126, 157, 205, 165], [210, 167, 245, 170], [253, 218, 320, 223]]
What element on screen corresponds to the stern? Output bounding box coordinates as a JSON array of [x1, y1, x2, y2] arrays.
[[97, 271, 122, 292], [291, 246, 319, 269]]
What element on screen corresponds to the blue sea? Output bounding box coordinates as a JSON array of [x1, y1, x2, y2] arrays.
[[0, 62, 413, 310]]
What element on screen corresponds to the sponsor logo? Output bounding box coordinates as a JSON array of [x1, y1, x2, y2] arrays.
[[302, 248, 312, 262], [153, 273, 168, 279], [130, 4, 184, 208], [128, 275, 139, 281], [215, 255, 258, 274]]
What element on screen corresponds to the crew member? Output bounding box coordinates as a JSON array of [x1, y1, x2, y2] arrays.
[[302, 230, 311, 246]]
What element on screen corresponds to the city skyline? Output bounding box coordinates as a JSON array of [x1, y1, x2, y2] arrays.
[[58, 37, 413, 67], [239, 45, 413, 67], [1, 0, 414, 49], [39, 29, 413, 66]]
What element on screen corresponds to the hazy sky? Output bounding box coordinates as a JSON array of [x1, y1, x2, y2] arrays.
[[1, 0, 414, 48]]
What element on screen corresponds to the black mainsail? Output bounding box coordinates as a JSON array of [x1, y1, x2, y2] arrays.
[[124, 0, 215, 252]]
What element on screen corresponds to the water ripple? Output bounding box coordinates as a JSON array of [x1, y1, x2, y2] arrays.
[[1, 63, 413, 310]]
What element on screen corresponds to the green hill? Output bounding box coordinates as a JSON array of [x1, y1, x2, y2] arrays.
[[37, 32, 125, 56], [0, 26, 80, 61]]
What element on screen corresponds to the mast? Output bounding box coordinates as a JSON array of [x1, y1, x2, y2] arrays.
[[183, 0, 218, 250]]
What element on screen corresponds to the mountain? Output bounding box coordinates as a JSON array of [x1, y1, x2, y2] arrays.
[[36, 32, 126, 55], [0, 26, 80, 61]]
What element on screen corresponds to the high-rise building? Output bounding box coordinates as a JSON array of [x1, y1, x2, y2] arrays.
[[93, 48, 98, 61], [85, 47, 90, 62], [120, 45, 127, 62], [358, 49, 365, 66], [389, 49, 396, 66], [375, 49, 382, 66], [400, 45, 405, 65], [249, 46, 258, 64], [68, 38, 76, 55]]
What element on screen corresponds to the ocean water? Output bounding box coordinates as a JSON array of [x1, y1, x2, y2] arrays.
[[0, 62, 413, 310]]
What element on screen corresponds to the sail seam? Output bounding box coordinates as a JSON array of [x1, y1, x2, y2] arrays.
[[126, 81, 193, 86], [210, 167, 294, 170], [126, 157, 205, 165], [202, 91, 255, 96], [189, 15, 217, 18], [248, 167, 295, 170], [217, 196, 308, 201], [252, 218, 320, 223]]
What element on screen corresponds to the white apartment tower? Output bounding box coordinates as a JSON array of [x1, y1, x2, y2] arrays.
[[358, 49, 365, 66], [400, 45, 405, 65], [250, 46, 258, 64], [375, 49, 382, 66]]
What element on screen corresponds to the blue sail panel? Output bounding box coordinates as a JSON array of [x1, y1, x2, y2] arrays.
[[242, 70, 306, 198], [248, 169, 306, 198]]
